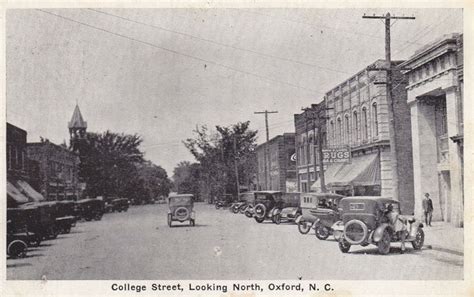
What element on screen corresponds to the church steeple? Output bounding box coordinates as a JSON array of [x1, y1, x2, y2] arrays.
[[69, 105, 87, 152]]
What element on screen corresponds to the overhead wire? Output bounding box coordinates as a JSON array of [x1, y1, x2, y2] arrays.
[[36, 9, 324, 96]]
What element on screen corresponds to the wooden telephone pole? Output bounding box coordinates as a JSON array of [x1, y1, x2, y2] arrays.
[[254, 110, 278, 190], [363, 12, 415, 201]]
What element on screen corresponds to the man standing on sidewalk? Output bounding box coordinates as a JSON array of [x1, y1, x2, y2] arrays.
[[422, 193, 434, 226]]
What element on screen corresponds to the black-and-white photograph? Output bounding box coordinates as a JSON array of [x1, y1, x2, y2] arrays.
[[5, 5, 465, 285]]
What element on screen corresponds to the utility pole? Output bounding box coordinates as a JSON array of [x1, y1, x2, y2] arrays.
[[363, 12, 415, 201], [254, 110, 278, 190], [233, 136, 240, 197], [303, 106, 330, 193]]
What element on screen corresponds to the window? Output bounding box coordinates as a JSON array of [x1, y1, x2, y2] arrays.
[[362, 107, 368, 141], [432, 60, 438, 73], [353, 111, 359, 143], [372, 102, 379, 137], [345, 115, 350, 144], [440, 56, 446, 69], [330, 120, 335, 145], [337, 117, 342, 145]]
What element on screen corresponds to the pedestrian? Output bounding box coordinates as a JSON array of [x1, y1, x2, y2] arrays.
[[422, 193, 433, 226]]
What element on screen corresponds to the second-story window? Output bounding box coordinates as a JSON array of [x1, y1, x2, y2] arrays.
[[330, 120, 335, 145], [372, 102, 379, 137], [362, 107, 368, 141], [353, 111, 359, 144], [345, 114, 350, 144], [337, 117, 342, 145]]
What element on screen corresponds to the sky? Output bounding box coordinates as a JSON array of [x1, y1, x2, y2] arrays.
[[6, 8, 463, 176]]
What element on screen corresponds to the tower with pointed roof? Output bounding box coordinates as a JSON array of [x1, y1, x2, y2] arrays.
[[68, 105, 87, 154]]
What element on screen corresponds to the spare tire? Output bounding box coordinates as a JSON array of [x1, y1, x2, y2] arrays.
[[343, 219, 368, 245], [174, 207, 190, 221], [254, 204, 267, 219]]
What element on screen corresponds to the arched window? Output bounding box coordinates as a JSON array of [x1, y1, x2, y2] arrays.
[[344, 114, 350, 144], [337, 117, 342, 145], [353, 111, 358, 143], [372, 102, 378, 137], [362, 107, 368, 141], [330, 120, 335, 145]]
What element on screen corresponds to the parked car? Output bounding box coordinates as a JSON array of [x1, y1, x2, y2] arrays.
[[272, 192, 302, 224], [230, 192, 255, 214], [7, 208, 35, 255], [110, 198, 130, 212], [337, 196, 425, 254], [296, 193, 342, 235], [215, 194, 234, 209], [19, 202, 59, 241], [167, 194, 195, 227], [50, 200, 78, 234], [308, 193, 345, 240], [76, 198, 105, 221], [253, 191, 285, 223]]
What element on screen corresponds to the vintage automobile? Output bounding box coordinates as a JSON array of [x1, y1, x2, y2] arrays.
[[253, 191, 284, 223], [167, 194, 195, 227], [7, 207, 36, 254], [76, 198, 105, 221], [272, 193, 302, 224], [230, 192, 255, 214], [310, 193, 345, 240], [337, 196, 425, 254], [54, 200, 78, 234], [106, 198, 130, 213], [215, 194, 234, 209], [19, 202, 59, 241], [295, 193, 343, 236]]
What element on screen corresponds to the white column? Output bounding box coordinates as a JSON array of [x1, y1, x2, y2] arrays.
[[445, 87, 463, 227]]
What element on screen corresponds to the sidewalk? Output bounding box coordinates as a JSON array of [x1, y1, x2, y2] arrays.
[[422, 221, 464, 255]]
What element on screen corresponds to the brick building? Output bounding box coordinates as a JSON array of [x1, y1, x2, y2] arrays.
[[27, 141, 80, 201], [400, 33, 463, 226], [256, 133, 297, 192], [294, 102, 327, 192], [6, 123, 44, 207], [323, 59, 415, 214]]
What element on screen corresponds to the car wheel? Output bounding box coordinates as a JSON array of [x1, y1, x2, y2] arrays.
[[411, 228, 424, 250], [8, 240, 28, 258], [377, 229, 391, 255], [315, 225, 330, 240], [254, 216, 265, 223], [232, 206, 239, 214], [245, 211, 253, 218], [298, 220, 311, 234], [167, 214, 172, 227], [338, 239, 351, 253], [274, 214, 281, 225], [215, 204, 220, 209]]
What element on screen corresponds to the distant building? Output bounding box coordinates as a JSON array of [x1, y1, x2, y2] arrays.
[[256, 133, 296, 192], [400, 33, 463, 227], [6, 123, 44, 207], [27, 141, 80, 201], [68, 104, 88, 154], [294, 102, 327, 192], [323, 59, 415, 214]]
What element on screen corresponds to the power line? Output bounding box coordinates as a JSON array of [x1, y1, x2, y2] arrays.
[[36, 9, 323, 96], [88, 8, 351, 75]]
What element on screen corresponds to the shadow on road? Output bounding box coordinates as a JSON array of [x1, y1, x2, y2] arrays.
[[168, 224, 209, 228], [7, 263, 32, 268]]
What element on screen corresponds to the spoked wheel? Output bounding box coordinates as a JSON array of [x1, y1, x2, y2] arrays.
[[377, 229, 391, 255], [8, 240, 28, 258], [298, 220, 311, 234], [315, 225, 330, 240], [338, 238, 351, 253], [411, 228, 424, 250]]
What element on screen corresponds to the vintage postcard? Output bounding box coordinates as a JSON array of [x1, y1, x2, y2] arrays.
[[1, 0, 472, 296]]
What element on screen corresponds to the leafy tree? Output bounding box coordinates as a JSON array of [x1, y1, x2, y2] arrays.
[[182, 121, 258, 202], [172, 161, 202, 200]]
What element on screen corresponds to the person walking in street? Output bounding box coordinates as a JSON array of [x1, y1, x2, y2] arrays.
[[422, 193, 434, 226]]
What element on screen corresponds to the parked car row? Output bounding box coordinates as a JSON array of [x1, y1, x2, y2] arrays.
[[6, 198, 107, 259], [225, 191, 426, 255]]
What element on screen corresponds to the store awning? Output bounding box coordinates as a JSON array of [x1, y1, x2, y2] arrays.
[[324, 153, 380, 188], [16, 180, 45, 202], [7, 181, 29, 204]]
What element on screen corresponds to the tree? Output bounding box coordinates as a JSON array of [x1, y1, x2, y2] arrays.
[[136, 161, 173, 202], [172, 161, 202, 200], [78, 130, 144, 198], [182, 121, 258, 202]]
